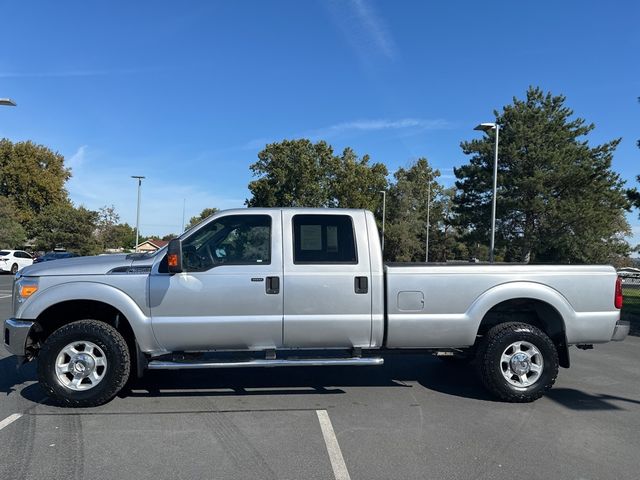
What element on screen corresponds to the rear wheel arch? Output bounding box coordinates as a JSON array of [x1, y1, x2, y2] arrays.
[[475, 296, 570, 368]]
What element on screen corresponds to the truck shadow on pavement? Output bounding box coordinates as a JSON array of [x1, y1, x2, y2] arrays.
[[20, 355, 495, 403], [126, 355, 491, 400], [546, 388, 640, 411], [15, 354, 640, 410], [0, 355, 36, 397]]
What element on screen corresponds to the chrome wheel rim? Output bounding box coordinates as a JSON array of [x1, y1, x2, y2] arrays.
[[500, 341, 543, 388], [55, 341, 107, 391]]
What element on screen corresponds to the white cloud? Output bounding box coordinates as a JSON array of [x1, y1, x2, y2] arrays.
[[238, 117, 450, 152], [66, 146, 244, 237], [325, 0, 397, 62], [349, 0, 395, 59], [237, 117, 451, 154], [307, 118, 450, 140], [66, 145, 88, 170]]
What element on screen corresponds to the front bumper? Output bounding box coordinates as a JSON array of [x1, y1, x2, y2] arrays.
[[3, 318, 34, 356], [611, 320, 630, 341]]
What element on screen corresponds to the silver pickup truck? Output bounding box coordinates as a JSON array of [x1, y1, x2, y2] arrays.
[[4, 208, 629, 407]]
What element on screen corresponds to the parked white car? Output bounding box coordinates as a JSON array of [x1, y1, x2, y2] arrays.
[[0, 250, 34, 274]]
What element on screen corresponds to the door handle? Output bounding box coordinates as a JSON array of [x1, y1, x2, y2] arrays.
[[266, 276, 280, 294], [354, 276, 368, 294]]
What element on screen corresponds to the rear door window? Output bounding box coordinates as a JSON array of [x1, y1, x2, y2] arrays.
[[292, 215, 357, 264]]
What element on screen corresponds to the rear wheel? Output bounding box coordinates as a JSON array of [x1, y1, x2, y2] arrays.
[[37, 320, 130, 407], [477, 322, 558, 402]]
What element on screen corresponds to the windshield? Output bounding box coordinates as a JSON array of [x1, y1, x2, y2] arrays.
[[0, 251, 10, 256]]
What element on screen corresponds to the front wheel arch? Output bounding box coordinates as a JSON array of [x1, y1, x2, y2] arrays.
[[29, 300, 145, 378]]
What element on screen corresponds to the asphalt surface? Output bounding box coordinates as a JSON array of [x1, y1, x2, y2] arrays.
[[0, 274, 639, 480]]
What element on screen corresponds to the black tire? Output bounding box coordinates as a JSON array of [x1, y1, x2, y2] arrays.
[[37, 320, 131, 407], [11, 263, 18, 274], [477, 322, 558, 402]]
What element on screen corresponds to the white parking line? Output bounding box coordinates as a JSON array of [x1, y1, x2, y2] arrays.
[[0, 413, 22, 431], [316, 410, 351, 480], [0, 295, 12, 299]]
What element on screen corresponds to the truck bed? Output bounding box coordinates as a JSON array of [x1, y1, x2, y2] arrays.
[[384, 263, 619, 348]]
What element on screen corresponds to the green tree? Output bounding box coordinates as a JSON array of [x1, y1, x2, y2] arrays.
[[247, 139, 335, 207], [329, 147, 389, 211], [246, 139, 388, 212], [427, 187, 470, 262], [385, 158, 442, 262], [102, 223, 137, 250], [454, 87, 630, 264], [96, 205, 120, 230], [91, 205, 137, 250], [187, 207, 219, 228], [30, 203, 101, 255], [0, 196, 26, 248], [0, 139, 71, 224]]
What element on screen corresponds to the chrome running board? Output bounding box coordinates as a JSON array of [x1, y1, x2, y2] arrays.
[[147, 357, 384, 370]]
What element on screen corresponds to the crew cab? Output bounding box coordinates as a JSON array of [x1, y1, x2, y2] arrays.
[[4, 208, 629, 406]]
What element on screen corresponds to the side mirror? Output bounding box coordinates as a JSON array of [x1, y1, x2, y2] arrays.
[[167, 238, 183, 273]]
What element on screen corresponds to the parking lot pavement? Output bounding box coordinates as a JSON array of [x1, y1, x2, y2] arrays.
[[1, 274, 639, 480]]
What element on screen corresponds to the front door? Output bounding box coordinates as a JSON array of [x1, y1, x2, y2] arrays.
[[282, 211, 372, 348], [149, 212, 283, 351]]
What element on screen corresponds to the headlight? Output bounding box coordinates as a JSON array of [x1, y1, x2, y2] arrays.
[[13, 276, 39, 315]]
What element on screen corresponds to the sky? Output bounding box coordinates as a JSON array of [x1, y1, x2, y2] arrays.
[[1, 0, 639, 243]]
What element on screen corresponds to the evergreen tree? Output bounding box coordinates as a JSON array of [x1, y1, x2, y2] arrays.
[[454, 87, 630, 263]]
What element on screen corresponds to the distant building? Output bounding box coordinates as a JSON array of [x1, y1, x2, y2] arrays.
[[135, 239, 169, 253]]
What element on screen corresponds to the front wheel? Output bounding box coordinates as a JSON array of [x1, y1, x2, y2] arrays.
[[37, 320, 131, 407], [477, 322, 558, 402], [11, 263, 18, 274]]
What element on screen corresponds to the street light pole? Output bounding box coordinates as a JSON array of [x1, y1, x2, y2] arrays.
[[0, 98, 17, 107], [489, 125, 499, 263], [379, 190, 386, 254], [474, 122, 500, 263], [131, 176, 145, 252], [425, 180, 431, 263]]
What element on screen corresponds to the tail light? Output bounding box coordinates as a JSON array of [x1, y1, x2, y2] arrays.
[[614, 276, 623, 309]]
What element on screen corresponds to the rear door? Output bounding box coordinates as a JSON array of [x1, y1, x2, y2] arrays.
[[282, 211, 372, 348]]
